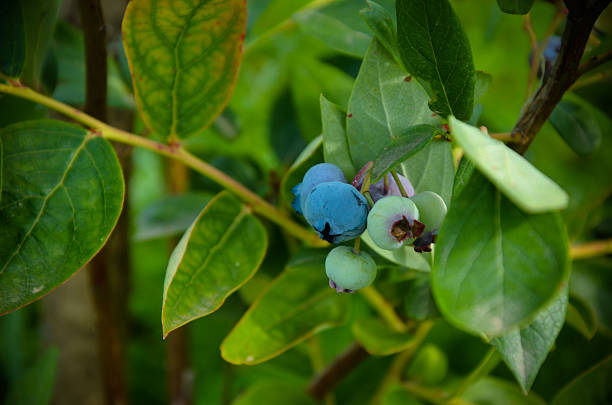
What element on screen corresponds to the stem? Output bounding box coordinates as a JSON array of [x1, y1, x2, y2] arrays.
[[360, 286, 407, 332], [523, 13, 540, 100], [0, 83, 325, 247], [578, 49, 612, 76], [489, 132, 521, 143], [449, 348, 500, 399], [571, 238, 612, 260], [353, 237, 361, 254], [390, 169, 408, 198], [401, 382, 473, 405], [307, 342, 369, 401]]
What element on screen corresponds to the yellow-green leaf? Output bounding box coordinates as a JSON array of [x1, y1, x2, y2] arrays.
[[122, 0, 246, 139]]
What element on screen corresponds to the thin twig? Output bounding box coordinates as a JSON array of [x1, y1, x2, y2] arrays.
[[449, 348, 500, 399], [571, 238, 612, 260], [578, 49, 612, 76], [524, 13, 540, 100], [360, 286, 408, 332]]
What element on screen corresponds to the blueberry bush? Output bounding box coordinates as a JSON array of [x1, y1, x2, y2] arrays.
[[1, 0, 612, 404]]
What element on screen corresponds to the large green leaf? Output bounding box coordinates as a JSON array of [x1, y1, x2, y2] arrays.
[[496, 0, 535, 15], [346, 39, 438, 169], [449, 117, 569, 213], [371, 124, 437, 181], [20, 0, 62, 88], [360, 1, 401, 66], [571, 259, 612, 334], [221, 250, 348, 365], [551, 355, 612, 405], [352, 317, 415, 355], [549, 100, 602, 156], [566, 293, 597, 340], [0, 120, 124, 314], [432, 171, 570, 337], [396, 0, 475, 121], [232, 382, 317, 405], [133, 192, 213, 241], [401, 140, 454, 207], [461, 377, 547, 405], [0, 2, 25, 78], [491, 288, 568, 392], [4, 348, 58, 405], [403, 276, 439, 321], [122, 0, 246, 139], [162, 191, 267, 337], [320, 95, 354, 178]]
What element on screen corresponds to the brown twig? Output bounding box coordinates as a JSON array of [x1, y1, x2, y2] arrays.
[[523, 13, 540, 100], [578, 49, 612, 77], [511, 0, 611, 155], [78, 0, 127, 404], [307, 343, 370, 401]]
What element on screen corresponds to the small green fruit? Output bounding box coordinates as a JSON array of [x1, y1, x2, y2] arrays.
[[325, 246, 377, 292], [409, 191, 447, 233], [406, 344, 448, 385], [366, 196, 423, 250]]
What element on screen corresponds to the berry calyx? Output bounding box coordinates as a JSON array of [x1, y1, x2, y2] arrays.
[[325, 246, 377, 292]]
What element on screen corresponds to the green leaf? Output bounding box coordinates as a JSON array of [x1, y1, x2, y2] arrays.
[[5, 348, 58, 405], [496, 0, 535, 15], [347, 39, 439, 169], [320, 95, 355, 178], [162, 191, 267, 337], [570, 259, 612, 334], [0, 120, 124, 314], [294, 7, 371, 57], [402, 140, 455, 207], [122, 0, 246, 139], [352, 317, 416, 355], [549, 100, 602, 156], [449, 117, 569, 213], [280, 136, 323, 210], [20, 0, 62, 88], [382, 384, 425, 405], [491, 288, 568, 392], [361, 231, 431, 272], [461, 377, 547, 405], [221, 250, 348, 365], [432, 171, 570, 337], [232, 382, 317, 405], [0, 2, 25, 78], [474, 71, 492, 103], [566, 293, 597, 340], [360, 1, 401, 66], [396, 0, 475, 120], [371, 125, 437, 181], [134, 192, 213, 241], [452, 157, 475, 199], [551, 355, 612, 405], [403, 277, 439, 321]]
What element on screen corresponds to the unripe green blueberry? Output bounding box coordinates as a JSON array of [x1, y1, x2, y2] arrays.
[[366, 196, 423, 250], [325, 246, 377, 292], [409, 191, 447, 233], [406, 344, 448, 386]]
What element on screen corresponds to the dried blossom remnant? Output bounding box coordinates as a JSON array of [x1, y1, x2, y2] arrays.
[[391, 217, 425, 242], [329, 279, 354, 294], [413, 231, 437, 253]]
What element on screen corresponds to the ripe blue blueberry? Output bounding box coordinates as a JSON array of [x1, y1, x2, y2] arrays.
[[409, 191, 447, 253], [292, 163, 346, 215], [303, 182, 368, 243], [368, 173, 415, 202], [366, 196, 424, 250], [325, 246, 377, 292]]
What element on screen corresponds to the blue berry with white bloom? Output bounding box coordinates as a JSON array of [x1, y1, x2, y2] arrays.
[[292, 163, 346, 215]]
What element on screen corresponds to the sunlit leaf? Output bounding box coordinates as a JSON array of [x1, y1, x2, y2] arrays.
[[352, 317, 415, 355], [320, 95, 355, 178]]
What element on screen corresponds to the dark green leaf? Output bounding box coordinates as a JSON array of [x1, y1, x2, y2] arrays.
[[232, 382, 317, 405], [461, 377, 547, 405], [347, 39, 439, 169], [371, 124, 437, 181], [221, 250, 348, 365], [382, 384, 425, 405], [566, 293, 598, 340], [20, 0, 62, 88], [0, 120, 124, 314], [162, 192, 267, 336], [432, 171, 570, 337], [491, 288, 568, 392], [552, 355, 612, 405], [396, 0, 475, 120], [449, 117, 568, 213], [0, 2, 25, 78], [134, 192, 213, 241], [320, 95, 355, 178], [452, 157, 475, 199], [549, 100, 602, 156], [571, 259, 612, 334], [352, 317, 415, 355], [404, 277, 439, 321], [280, 136, 323, 210], [496, 0, 535, 15], [402, 140, 454, 207], [294, 7, 371, 57], [360, 1, 401, 65], [5, 348, 58, 405], [122, 0, 246, 139]]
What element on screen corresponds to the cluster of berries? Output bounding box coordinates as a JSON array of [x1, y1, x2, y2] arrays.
[[292, 163, 447, 293]]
